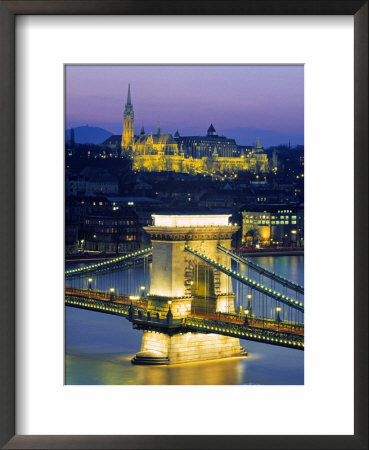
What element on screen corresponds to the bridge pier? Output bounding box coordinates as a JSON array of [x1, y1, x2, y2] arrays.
[[132, 330, 246, 365], [132, 214, 247, 365]]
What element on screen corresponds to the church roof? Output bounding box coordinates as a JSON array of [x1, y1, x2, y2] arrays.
[[207, 123, 216, 134], [135, 133, 177, 145]]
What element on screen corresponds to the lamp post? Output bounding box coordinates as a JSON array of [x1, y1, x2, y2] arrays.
[[167, 300, 173, 325], [244, 308, 250, 326], [88, 278, 92, 290], [276, 306, 282, 330], [140, 285, 146, 298], [109, 287, 115, 302], [247, 293, 252, 317]]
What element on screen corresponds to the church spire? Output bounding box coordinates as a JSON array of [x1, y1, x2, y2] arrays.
[[127, 83, 132, 105], [121, 83, 134, 149]]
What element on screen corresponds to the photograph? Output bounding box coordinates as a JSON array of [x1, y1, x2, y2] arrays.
[[65, 64, 304, 385]]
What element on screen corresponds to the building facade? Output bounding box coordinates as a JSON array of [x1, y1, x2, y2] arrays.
[[80, 208, 140, 254], [241, 204, 304, 247]]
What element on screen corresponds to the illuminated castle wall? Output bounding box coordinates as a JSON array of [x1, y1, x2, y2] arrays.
[[120, 84, 269, 174]]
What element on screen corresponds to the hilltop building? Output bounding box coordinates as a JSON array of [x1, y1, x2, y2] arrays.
[[104, 84, 269, 174]]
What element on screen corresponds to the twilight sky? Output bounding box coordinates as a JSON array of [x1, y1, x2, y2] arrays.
[[66, 65, 304, 147]]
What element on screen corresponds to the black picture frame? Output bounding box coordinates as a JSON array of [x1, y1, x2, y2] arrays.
[[0, 1, 367, 449]]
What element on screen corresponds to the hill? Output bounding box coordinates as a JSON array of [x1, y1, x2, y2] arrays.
[[66, 125, 114, 145]]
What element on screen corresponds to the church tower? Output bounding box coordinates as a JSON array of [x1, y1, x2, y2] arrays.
[[121, 83, 135, 149]]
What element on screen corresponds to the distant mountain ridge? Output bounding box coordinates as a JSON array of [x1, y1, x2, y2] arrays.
[[65, 125, 114, 145]]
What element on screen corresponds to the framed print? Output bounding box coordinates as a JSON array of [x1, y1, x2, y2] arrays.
[[0, 1, 367, 449]]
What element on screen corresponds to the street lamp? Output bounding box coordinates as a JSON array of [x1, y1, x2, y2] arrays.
[[140, 285, 146, 297], [109, 287, 115, 302], [167, 300, 173, 325], [276, 306, 282, 330], [246, 293, 252, 316], [88, 278, 93, 290], [244, 308, 250, 326]]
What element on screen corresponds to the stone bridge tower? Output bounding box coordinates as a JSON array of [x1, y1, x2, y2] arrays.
[[132, 214, 247, 365]]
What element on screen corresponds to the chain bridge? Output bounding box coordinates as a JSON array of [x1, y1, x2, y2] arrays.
[[65, 214, 304, 365]]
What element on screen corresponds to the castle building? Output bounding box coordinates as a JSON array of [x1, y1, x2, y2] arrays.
[[174, 124, 239, 158], [105, 84, 269, 174]]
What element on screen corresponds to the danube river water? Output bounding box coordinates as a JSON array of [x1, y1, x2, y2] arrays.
[[65, 255, 304, 385]]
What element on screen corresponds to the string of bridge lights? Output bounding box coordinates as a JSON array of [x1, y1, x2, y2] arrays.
[[185, 245, 304, 311], [217, 244, 304, 291], [65, 247, 153, 276]]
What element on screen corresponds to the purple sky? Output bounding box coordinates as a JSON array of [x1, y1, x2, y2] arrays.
[[66, 65, 304, 147]]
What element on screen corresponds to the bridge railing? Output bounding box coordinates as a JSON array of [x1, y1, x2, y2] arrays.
[[65, 290, 304, 350]]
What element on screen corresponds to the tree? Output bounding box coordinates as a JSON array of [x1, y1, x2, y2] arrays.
[[245, 228, 260, 247]]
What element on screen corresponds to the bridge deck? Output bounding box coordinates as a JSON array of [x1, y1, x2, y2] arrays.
[[65, 289, 304, 350]]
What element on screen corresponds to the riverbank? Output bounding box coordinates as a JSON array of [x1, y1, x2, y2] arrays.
[[66, 247, 304, 262], [235, 248, 304, 257]]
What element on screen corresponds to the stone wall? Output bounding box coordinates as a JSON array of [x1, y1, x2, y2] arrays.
[[139, 330, 245, 364]]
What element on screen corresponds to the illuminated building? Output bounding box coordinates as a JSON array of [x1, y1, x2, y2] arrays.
[[241, 204, 304, 247], [115, 84, 269, 174], [81, 208, 140, 253], [121, 83, 134, 149]]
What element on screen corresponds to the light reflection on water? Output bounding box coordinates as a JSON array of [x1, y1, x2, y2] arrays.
[[65, 255, 304, 385]]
